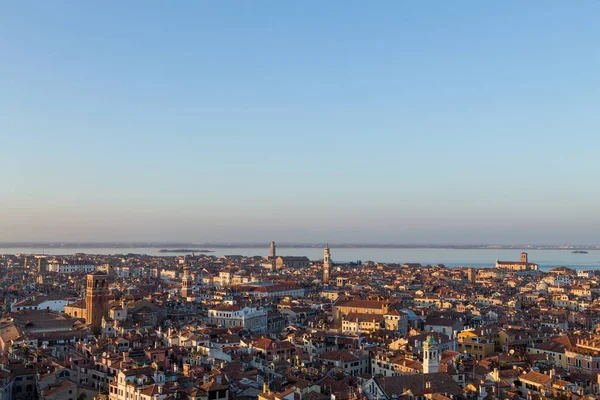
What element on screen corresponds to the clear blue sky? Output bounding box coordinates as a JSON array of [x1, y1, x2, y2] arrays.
[[1, 1, 599, 244]]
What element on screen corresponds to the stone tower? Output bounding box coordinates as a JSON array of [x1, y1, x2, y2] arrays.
[[520, 252, 528, 263], [85, 272, 109, 335], [181, 262, 192, 298], [423, 335, 439, 374], [270, 241, 276, 259], [323, 244, 331, 283], [38, 257, 46, 274], [467, 267, 476, 283]]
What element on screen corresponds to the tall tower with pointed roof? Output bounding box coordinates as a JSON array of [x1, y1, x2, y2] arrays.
[[423, 335, 439, 374], [269, 241, 276, 259], [323, 244, 331, 283]]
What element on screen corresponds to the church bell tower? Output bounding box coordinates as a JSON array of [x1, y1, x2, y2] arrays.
[[181, 262, 192, 298], [323, 244, 331, 283], [520, 252, 528, 263], [423, 335, 440, 374], [85, 272, 109, 335]]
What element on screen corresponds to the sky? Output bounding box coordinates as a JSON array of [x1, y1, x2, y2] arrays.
[[1, 1, 599, 245]]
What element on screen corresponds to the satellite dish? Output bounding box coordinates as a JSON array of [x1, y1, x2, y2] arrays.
[[509, 349, 515, 355]]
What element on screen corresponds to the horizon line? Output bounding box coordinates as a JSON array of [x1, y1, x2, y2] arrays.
[[0, 241, 598, 249]]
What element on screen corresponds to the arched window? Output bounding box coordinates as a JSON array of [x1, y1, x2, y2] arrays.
[[95, 280, 99, 288]]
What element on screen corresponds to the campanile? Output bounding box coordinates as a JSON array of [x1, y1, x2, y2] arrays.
[[85, 272, 109, 335]]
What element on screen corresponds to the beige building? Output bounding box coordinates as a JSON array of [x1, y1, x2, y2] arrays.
[[333, 298, 399, 323], [496, 252, 539, 271], [342, 310, 407, 335], [275, 256, 310, 269], [458, 329, 495, 360]]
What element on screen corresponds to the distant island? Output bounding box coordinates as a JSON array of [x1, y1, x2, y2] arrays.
[[158, 249, 213, 253], [572, 250, 589, 254]]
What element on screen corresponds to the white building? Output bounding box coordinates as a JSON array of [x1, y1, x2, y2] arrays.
[[48, 263, 97, 274], [12, 296, 69, 313], [578, 270, 596, 278], [108, 367, 167, 400], [543, 275, 573, 286], [208, 305, 267, 333], [113, 265, 130, 278]]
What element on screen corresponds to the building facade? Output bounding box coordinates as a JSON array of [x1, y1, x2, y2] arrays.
[[495, 252, 539, 271], [48, 263, 97, 274], [208, 305, 268, 333]]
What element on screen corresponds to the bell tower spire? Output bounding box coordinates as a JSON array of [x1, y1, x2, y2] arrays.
[[323, 244, 331, 283], [423, 335, 439, 374]]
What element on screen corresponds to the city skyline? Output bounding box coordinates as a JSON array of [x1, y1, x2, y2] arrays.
[[2, 2, 599, 244]]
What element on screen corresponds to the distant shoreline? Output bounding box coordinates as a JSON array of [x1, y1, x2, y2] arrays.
[[158, 249, 213, 253], [0, 243, 598, 250]]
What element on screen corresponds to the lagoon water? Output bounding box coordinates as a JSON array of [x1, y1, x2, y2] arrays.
[[1, 246, 599, 271]]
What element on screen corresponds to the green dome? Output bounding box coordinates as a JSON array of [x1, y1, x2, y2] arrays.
[[424, 334, 438, 346]]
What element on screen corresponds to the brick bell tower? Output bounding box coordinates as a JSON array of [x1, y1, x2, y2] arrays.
[[520, 252, 528, 263], [85, 272, 109, 335], [181, 262, 192, 298]]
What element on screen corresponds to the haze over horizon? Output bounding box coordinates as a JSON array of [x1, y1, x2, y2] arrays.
[[0, 241, 598, 248], [2, 2, 599, 245]]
